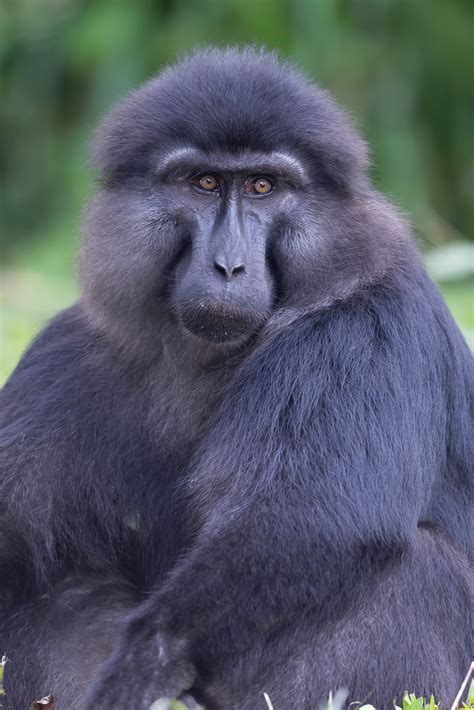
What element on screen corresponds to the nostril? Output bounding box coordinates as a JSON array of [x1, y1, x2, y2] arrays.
[[213, 260, 246, 280], [213, 260, 229, 278], [231, 264, 246, 277]]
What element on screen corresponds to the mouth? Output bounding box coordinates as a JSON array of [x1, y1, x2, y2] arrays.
[[178, 301, 263, 344]]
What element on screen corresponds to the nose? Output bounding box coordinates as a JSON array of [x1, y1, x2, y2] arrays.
[[213, 258, 246, 281]]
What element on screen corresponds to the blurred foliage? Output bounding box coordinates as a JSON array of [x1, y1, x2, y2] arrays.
[[0, 0, 473, 380]]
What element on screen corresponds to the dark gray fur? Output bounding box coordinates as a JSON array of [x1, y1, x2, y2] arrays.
[[1, 48, 472, 709]]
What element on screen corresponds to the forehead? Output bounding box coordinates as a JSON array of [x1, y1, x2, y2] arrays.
[[92, 49, 368, 192], [157, 146, 310, 185]]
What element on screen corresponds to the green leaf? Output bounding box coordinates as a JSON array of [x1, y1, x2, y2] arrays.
[[467, 679, 474, 704], [402, 694, 425, 710], [149, 700, 189, 710]]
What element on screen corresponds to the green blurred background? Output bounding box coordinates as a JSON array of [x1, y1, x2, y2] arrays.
[[1, 0, 473, 383]]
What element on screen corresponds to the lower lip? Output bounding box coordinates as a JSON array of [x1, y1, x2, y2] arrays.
[[180, 311, 253, 344]]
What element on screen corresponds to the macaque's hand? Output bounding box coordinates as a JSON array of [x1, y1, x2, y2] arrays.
[[85, 609, 196, 709]]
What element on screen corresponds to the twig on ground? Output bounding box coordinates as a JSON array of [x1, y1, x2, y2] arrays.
[[263, 691, 274, 710], [450, 662, 474, 710]]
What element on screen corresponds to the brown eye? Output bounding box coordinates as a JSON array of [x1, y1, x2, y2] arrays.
[[246, 176, 273, 195], [195, 174, 219, 191], [255, 177, 272, 194]]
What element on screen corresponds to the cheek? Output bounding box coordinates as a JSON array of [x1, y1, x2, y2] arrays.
[[80, 191, 189, 309], [271, 216, 327, 304], [168, 247, 194, 296]]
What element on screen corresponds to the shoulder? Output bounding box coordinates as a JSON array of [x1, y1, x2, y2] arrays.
[[0, 303, 129, 423], [2, 303, 97, 391], [245, 261, 470, 387]]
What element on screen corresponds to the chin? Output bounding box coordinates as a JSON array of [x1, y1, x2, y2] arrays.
[[178, 302, 265, 345]]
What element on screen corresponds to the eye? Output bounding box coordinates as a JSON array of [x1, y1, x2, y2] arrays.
[[245, 176, 274, 196], [191, 174, 220, 192]]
